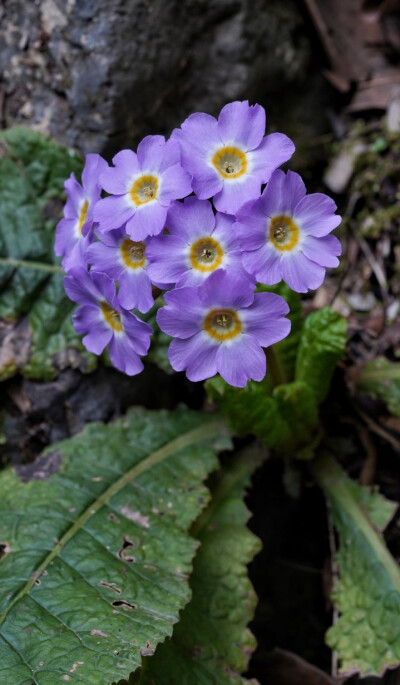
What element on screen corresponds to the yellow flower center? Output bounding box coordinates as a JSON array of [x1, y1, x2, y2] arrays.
[[77, 200, 89, 235], [212, 146, 247, 179], [121, 239, 146, 269], [189, 237, 224, 272], [203, 308, 242, 341], [130, 175, 158, 205], [101, 302, 123, 332], [269, 215, 300, 252]]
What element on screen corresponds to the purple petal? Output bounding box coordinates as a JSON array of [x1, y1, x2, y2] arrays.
[[294, 193, 341, 237], [191, 164, 223, 200], [120, 312, 153, 355], [73, 305, 112, 354], [158, 288, 205, 339], [217, 101, 265, 150], [100, 150, 139, 194], [108, 335, 144, 376], [168, 334, 219, 382], [64, 269, 99, 306], [235, 202, 269, 251], [198, 269, 255, 309], [259, 169, 288, 217], [63, 175, 85, 219], [241, 293, 291, 346], [86, 240, 122, 279], [285, 170, 307, 214], [93, 195, 134, 232], [213, 175, 262, 214], [146, 235, 189, 286], [216, 336, 266, 387], [166, 197, 216, 242], [242, 244, 282, 284], [301, 234, 341, 268], [281, 252, 326, 292], [212, 212, 241, 251], [117, 269, 154, 313], [81, 154, 108, 197], [125, 201, 168, 240], [247, 133, 295, 183], [158, 163, 192, 204], [176, 112, 222, 158], [137, 135, 166, 171]]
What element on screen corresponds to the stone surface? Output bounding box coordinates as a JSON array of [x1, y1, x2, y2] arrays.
[[0, 0, 327, 159]]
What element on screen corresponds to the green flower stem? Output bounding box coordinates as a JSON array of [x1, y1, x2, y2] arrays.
[[0, 257, 63, 274], [265, 345, 286, 387], [310, 452, 400, 592]]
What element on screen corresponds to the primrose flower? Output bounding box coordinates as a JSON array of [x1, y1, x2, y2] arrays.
[[86, 227, 154, 313], [172, 100, 295, 215], [55, 153, 107, 271], [157, 269, 290, 387], [64, 269, 152, 376], [93, 136, 192, 240], [146, 196, 246, 288], [236, 169, 342, 293]]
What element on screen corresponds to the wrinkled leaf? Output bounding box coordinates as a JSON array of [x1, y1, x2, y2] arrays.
[[356, 357, 400, 417], [140, 446, 263, 684], [295, 307, 347, 404], [0, 407, 230, 685], [311, 453, 400, 675], [0, 126, 95, 380], [207, 377, 319, 459]]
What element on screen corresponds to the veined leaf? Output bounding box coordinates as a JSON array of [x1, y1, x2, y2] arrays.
[[356, 357, 400, 417], [295, 307, 347, 404], [0, 407, 230, 685], [0, 127, 95, 380], [311, 453, 400, 675], [206, 377, 319, 459], [140, 447, 263, 684]]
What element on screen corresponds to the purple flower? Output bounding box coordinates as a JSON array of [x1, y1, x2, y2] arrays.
[[93, 136, 192, 240], [236, 169, 342, 293], [146, 197, 247, 288], [86, 227, 154, 313], [64, 269, 152, 376], [55, 154, 108, 272], [172, 101, 295, 215], [157, 269, 290, 387]]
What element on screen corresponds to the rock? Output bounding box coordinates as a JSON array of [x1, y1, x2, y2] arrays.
[[0, 0, 327, 159]]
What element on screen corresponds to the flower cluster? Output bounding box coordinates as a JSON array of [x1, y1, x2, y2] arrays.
[[56, 101, 341, 387]]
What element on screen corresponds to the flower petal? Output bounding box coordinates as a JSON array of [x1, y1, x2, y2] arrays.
[[125, 201, 168, 240], [167, 196, 215, 242], [100, 149, 139, 194], [73, 305, 112, 354], [216, 336, 266, 387], [146, 235, 189, 286], [217, 101, 266, 150], [198, 269, 255, 309], [168, 334, 219, 382], [158, 163, 192, 204], [247, 133, 295, 183], [241, 293, 291, 347], [118, 269, 154, 313], [301, 234, 341, 268], [294, 194, 341, 237], [242, 244, 282, 284], [93, 195, 134, 232], [213, 175, 262, 214], [108, 335, 144, 376], [137, 135, 166, 171], [281, 252, 325, 292]]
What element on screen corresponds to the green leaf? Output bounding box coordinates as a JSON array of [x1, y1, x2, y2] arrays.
[[140, 447, 262, 684], [0, 407, 230, 685], [356, 357, 400, 417], [207, 377, 319, 459], [311, 453, 400, 675], [295, 307, 347, 404], [0, 127, 95, 380]]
